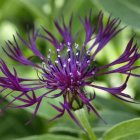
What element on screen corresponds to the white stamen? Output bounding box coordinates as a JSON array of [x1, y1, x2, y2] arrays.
[[71, 79, 73, 82], [42, 62, 46, 69], [57, 49, 60, 52], [68, 58, 71, 62], [76, 52, 79, 56], [42, 62, 46, 65], [77, 71, 81, 76], [63, 64, 66, 68], [76, 61, 79, 64], [48, 55, 51, 59], [92, 71, 95, 74], [87, 60, 90, 64], [50, 65, 53, 68], [58, 55, 60, 58], [67, 42, 71, 46], [87, 50, 90, 55], [75, 43, 79, 49], [67, 48, 71, 52], [67, 88, 70, 91], [55, 60, 59, 64]]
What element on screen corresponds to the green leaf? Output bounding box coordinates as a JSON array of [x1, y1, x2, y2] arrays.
[[114, 132, 140, 140], [49, 116, 81, 134], [19, 0, 48, 19], [88, 110, 137, 138], [102, 118, 140, 140], [0, 109, 45, 140], [98, 110, 137, 125], [97, 0, 140, 29], [15, 134, 81, 140]]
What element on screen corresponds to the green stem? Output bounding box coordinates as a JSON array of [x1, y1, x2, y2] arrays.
[[75, 108, 97, 140]]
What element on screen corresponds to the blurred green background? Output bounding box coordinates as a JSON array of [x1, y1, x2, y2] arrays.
[[1, 0, 140, 140]]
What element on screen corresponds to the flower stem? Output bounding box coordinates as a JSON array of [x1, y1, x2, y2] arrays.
[[75, 108, 97, 140]]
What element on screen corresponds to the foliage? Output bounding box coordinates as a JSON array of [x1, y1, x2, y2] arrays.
[[0, 0, 140, 140]]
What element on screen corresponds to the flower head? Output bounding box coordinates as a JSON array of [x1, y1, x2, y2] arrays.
[[0, 11, 140, 127]]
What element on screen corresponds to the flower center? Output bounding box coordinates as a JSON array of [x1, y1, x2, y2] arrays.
[[41, 42, 96, 90]]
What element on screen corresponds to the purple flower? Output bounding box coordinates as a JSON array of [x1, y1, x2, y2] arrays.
[[0, 11, 140, 127]]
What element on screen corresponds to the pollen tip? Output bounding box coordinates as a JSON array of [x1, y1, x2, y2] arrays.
[[55, 60, 59, 64], [77, 71, 81, 76], [76, 52, 79, 56], [63, 64, 66, 68], [57, 49, 60, 52], [68, 58, 71, 62], [67, 42, 71, 46], [67, 48, 71, 52], [87, 50, 90, 55], [50, 65, 53, 68], [75, 43, 79, 49], [87, 60, 90, 64]]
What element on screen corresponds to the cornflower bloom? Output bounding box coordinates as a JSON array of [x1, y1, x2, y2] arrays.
[[0, 11, 140, 127]]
